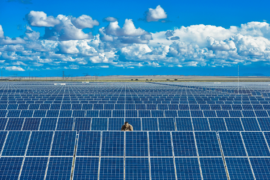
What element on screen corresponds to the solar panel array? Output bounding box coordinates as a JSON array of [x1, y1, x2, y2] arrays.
[[0, 81, 269, 179]]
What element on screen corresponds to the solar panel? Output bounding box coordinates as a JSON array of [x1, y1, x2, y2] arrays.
[[241, 132, 270, 156], [91, 118, 107, 130], [172, 132, 197, 156], [5, 118, 24, 130], [125, 158, 149, 180], [86, 110, 99, 117], [61, 104, 71, 110], [73, 157, 99, 180], [250, 158, 270, 179], [175, 158, 201, 180], [0, 131, 7, 152], [258, 118, 270, 131], [50, 131, 76, 156], [241, 118, 260, 131], [178, 111, 190, 117], [0, 118, 7, 130], [219, 132, 246, 156], [229, 111, 242, 117], [46, 110, 59, 117], [195, 132, 221, 156], [0, 157, 23, 179], [20, 157, 48, 180], [138, 110, 151, 117], [200, 158, 227, 180], [242, 111, 256, 117], [20, 110, 34, 118], [7, 110, 21, 117], [125, 118, 141, 131], [192, 118, 210, 131], [225, 158, 254, 180], [39, 118, 57, 130], [101, 132, 124, 156], [2, 131, 30, 156], [191, 111, 204, 117], [150, 158, 176, 180], [175, 118, 192, 131], [0, 110, 7, 117], [151, 110, 164, 117], [74, 118, 91, 131], [149, 132, 172, 156], [22, 118, 40, 130], [45, 157, 73, 179], [57, 118, 74, 130], [255, 111, 269, 117], [77, 131, 101, 156], [208, 118, 227, 131], [99, 158, 123, 180], [204, 111, 217, 117], [158, 118, 175, 131], [27, 131, 53, 156], [142, 118, 158, 131], [126, 132, 148, 156], [108, 118, 123, 131], [29, 104, 39, 110]]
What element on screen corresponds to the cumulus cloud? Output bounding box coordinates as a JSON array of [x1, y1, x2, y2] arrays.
[[0, 37, 25, 45], [146, 5, 167, 22], [104, 17, 118, 22], [5, 66, 25, 71], [26, 11, 60, 27], [71, 15, 99, 29], [0, 25, 4, 38]]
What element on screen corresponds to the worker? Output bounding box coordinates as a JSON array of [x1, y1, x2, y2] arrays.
[[121, 121, 133, 131]]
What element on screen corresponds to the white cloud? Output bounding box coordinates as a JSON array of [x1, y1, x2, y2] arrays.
[[26, 11, 60, 27], [71, 15, 99, 29], [57, 41, 79, 54], [146, 5, 167, 22], [104, 17, 118, 22], [0, 37, 25, 45], [105, 19, 147, 36], [0, 25, 4, 38], [5, 66, 25, 71], [100, 65, 109, 68]]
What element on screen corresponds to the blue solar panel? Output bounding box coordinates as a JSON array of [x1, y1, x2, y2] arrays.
[[0, 157, 23, 179], [151, 158, 176, 180], [0, 118, 7, 130], [73, 110, 85, 117], [241, 118, 260, 131], [175, 158, 201, 180], [204, 111, 217, 117], [50, 104, 60, 110], [99, 158, 123, 180], [0, 131, 7, 152], [258, 118, 270, 131], [74, 118, 91, 131], [125, 158, 149, 180], [219, 132, 246, 156], [20, 110, 33, 117], [229, 111, 242, 117], [164, 110, 177, 117], [7, 110, 21, 117], [172, 132, 197, 156], [5, 118, 24, 130], [82, 104, 92, 110], [45, 157, 73, 179], [51, 131, 76, 156], [2, 131, 30, 156], [59, 110, 72, 117], [0, 110, 7, 117], [61, 104, 71, 110], [126, 110, 138, 117], [8, 104, 18, 110], [255, 111, 269, 117], [86, 110, 99, 117], [216, 111, 229, 117], [125, 118, 141, 131], [200, 158, 227, 180], [22, 118, 40, 130], [192, 118, 210, 131], [225, 158, 254, 180], [208, 118, 227, 131], [73, 157, 99, 180], [242, 132, 270, 156], [27, 131, 53, 156], [139, 110, 151, 117], [91, 118, 107, 130], [112, 110, 124, 117], [242, 111, 256, 117], [195, 132, 221, 156], [99, 110, 111, 117], [39, 118, 57, 130], [250, 158, 270, 179], [20, 157, 48, 180], [225, 118, 243, 131], [29, 104, 39, 110], [175, 118, 192, 131], [158, 118, 175, 131], [149, 132, 172, 156], [46, 110, 59, 117], [126, 132, 148, 156], [178, 111, 190, 117], [101, 132, 124, 156], [108, 118, 123, 130], [191, 111, 204, 117], [142, 118, 158, 131], [151, 110, 164, 117], [40, 104, 50, 110], [72, 104, 82, 110], [77, 131, 101, 156], [57, 118, 74, 130]]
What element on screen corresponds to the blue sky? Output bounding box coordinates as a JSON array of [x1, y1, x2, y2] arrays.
[[0, 0, 270, 76]]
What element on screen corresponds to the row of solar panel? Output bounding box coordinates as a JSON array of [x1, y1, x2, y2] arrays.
[[1, 117, 270, 132], [1, 103, 270, 110], [1, 109, 270, 118], [2, 156, 270, 179], [2, 156, 270, 180], [1, 131, 270, 157]]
